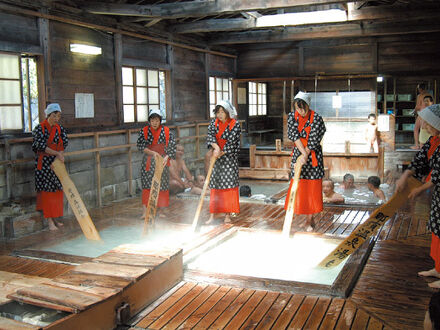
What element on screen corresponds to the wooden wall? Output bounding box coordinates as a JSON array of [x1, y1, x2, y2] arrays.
[[0, 11, 235, 133], [235, 34, 440, 78]]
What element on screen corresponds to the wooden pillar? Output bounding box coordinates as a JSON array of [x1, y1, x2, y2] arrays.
[[38, 13, 50, 108], [205, 53, 210, 120], [114, 33, 123, 124], [167, 45, 176, 120], [126, 129, 133, 196], [94, 133, 102, 208], [5, 141, 12, 199], [250, 144, 256, 169], [195, 124, 200, 159]]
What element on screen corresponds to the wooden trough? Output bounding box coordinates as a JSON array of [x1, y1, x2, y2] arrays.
[[0, 245, 182, 329]]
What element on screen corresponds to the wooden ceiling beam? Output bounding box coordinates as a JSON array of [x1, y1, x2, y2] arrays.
[[172, 5, 440, 34], [83, 0, 353, 19], [209, 19, 440, 45]]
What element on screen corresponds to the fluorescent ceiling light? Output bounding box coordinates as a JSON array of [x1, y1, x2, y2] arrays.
[[256, 9, 347, 28], [377, 76, 384, 82], [70, 43, 102, 55]]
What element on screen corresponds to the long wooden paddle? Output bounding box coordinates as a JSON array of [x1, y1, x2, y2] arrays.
[[143, 154, 164, 234], [191, 156, 216, 232], [318, 175, 422, 269], [51, 158, 101, 241], [282, 156, 304, 237]]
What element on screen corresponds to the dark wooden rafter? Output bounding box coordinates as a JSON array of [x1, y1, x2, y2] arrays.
[[82, 0, 354, 19], [172, 4, 440, 34], [209, 18, 440, 44]]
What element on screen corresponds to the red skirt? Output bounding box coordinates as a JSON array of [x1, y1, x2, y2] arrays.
[[284, 178, 323, 215], [210, 187, 240, 214], [431, 233, 440, 272], [142, 189, 169, 208], [36, 191, 64, 218]]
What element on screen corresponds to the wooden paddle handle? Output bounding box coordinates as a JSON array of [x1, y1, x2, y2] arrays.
[[143, 154, 164, 233], [191, 156, 216, 232], [282, 156, 304, 237]]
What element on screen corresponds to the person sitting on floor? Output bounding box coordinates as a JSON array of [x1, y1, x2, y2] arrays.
[[240, 185, 252, 197], [169, 144, 194, 194], [189, 175, 208, 195], [425, 292, 440, 330], [322, 179, 345, 204], [367, 176, 386, 202], [342, 173, 356, 190]]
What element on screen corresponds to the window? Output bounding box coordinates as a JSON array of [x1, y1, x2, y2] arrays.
[[248, 82, 267, 116], [122, 67, 167, 123], [0, 53, 39, 132], [21, 56, 39, 132], [209, 77, 232, 118]]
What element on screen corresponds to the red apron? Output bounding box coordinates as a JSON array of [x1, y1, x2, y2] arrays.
[[142, 125, 171, 208], [426, 136, 440, 182], [37, 120, 64, 170], [284, 110, 323, 214], [36, 120, 64, 218], [209, 118, 240, 214]]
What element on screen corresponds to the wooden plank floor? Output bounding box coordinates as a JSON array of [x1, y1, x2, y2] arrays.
[[0, 195, 435, 329], [133, 281, 386, 329]]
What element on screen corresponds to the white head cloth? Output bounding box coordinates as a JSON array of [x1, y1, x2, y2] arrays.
[[148, 108, 162, 121], [419, 104, 440, 131], [294, 91, 311, 107], [217, 100, 237, 119], [44, 103, 61, 116]]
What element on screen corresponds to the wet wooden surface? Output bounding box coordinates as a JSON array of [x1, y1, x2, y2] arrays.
[[0, 194, 434, 328]]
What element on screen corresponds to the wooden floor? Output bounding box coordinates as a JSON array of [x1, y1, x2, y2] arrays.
[[0, 193, 436, 329]]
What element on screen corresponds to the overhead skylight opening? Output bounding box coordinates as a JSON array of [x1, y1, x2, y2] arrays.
[[256, 9, 347, 28]]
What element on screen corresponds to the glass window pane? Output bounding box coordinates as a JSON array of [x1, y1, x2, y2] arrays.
[[148, 70, 158, 87], [136, 69, 147, 86], [0, 81, 21, 104], [223, 92, 229, 101], [217, 91, 222, 102], [249, 82, 254, 93], [122, 67, 133, 85], [209, 91, 216, 105], [0, 106, 22, 129], [123, 86, 134, 104], [148, 87, 159, 104], [137, 87, 148, 104], [159, 71, 166, 116], [252, 94, 257, 105], [0, 53, 19, 79], [262, 83, 266, 94], [137, 105, 148, 122], [222, 79, 228, 90], [209, 77, 215, 90], [262, 105, 267, 115], [216, 78, 222, 91], [258, 83, 262, 93], [123, 104, 134, 123]]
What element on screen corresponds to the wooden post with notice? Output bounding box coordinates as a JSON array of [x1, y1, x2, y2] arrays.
[[144, 154, 164, 234], [192, 156, 216, 232], [51, 158, 101, 241], [282, 156, 303, 237]]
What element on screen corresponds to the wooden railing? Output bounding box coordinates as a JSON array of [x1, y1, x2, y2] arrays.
[[0, 122, 213, 206]]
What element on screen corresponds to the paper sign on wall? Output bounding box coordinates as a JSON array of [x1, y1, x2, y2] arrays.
[[75, 93, 94, 118], [378, 114, 390, 132]]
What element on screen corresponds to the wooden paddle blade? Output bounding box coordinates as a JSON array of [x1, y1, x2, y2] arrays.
[[318, 175, 422, 269], [191, 156, 216, 232], [282, 156, 303, 237], [143, 154, 164, 234], [51, 159, 101, 241]]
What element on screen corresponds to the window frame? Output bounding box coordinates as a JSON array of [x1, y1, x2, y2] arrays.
[[248, 81, 267, 117], [121, 65, 169, 124], [208, 76, 233, 118]]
